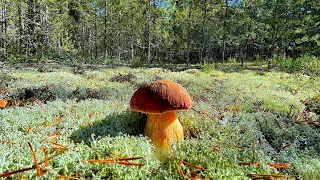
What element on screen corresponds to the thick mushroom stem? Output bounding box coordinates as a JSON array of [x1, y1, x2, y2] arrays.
[[144, 111, 184, 162]]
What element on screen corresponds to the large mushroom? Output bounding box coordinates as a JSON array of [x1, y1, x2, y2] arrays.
[[130, 79, 192, 162]]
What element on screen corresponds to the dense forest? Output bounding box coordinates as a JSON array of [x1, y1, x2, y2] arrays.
[[0, 0, 319, 65]]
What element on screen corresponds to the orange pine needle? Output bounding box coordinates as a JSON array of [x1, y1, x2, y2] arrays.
[[212, 145, 221, 151], [175, 161, 186, 180], [226, 144, 246, 149], [44, 114, 64, 128], [180, 160, 206, 171], [48, 131, 61, 137], [20, 173, 24, 180], [87, 113, 94, 118], [116, 161, 144, 166], [199, 107, 215, 121], [2, 140, 15, 145], [0, 99, 7, 108], [33, 98, 43, 108], [52, 175, 78, 180], [238, 161, 261, 167], [238, 162, 252, 166], [248, 173, 297, 179], [115, 157, 143, 161], [0, 167, 34, 178], [50, 142, 77, 152], [175, 158, 206, 171], [27, 142, 41, 177], [267, 163, 290, 169], [84, 159, 114, 163], [189, 170, 204, 178], [0, 149, 65, 178], [42, 147, 49, 167], [83, 157, 145, 166], [274, 119, 282, 129], [51, 148, 67, 153]]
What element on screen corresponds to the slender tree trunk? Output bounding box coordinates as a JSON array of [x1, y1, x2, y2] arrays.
[[243, 20, 252, 67], [201, 0, 208, 62], [0, 0, 7, 49], [271, 0, 279, 61], [17, 3, 24, 54], [94, 12, 98, 59], [43, 3, 49, 48], [27, 0, 36, 56], [131, 21, 135, 60], [146, 0, 152, 63], [222, 0, 228, 63], [88, 29, 92, 59], [104, 0, 108, 60]]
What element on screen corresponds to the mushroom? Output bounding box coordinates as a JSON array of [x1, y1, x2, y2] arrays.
[[130, 79, 192, 162]]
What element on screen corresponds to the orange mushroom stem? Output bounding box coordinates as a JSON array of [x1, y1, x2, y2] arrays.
[[144, 111, 183, 162]]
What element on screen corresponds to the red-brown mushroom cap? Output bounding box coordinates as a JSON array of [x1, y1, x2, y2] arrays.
[[130, 79, 192, 113]]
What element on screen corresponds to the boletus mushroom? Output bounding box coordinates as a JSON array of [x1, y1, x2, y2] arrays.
[[130, 79, 192, 162]]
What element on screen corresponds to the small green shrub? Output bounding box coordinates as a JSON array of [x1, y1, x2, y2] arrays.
[[299, 55, 320, 77], [278, 55, 320, 76], [227, 57, 237, 64], [130, 58, 145, 68], [105, 57, 122, 66], [278, 57, 303, 72], [203, 62, 215, 73]]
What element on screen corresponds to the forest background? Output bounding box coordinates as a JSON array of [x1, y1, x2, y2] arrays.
[[0, 0, 319, 72]]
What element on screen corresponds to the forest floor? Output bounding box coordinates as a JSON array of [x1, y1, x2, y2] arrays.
[[0, 63, 319, 179]]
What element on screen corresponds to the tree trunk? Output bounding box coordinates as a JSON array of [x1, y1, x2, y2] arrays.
[[222, 0, 228, 63], [17, 3, 24, 54], [270, 0, 279, 61], [146, 0, 152, 63], [243, 20, 252, 67], [104, 0, 108, 60], [94, 12, 98, 59], [0, 0, 8, 49], [201, 0, 208, 62]]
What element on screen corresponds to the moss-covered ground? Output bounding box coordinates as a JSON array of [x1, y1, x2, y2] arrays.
[[0, 64, 319, 179]]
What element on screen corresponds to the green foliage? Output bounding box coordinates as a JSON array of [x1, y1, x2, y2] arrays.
[[299, 55, 320, 77], [278, 55, 320, 76], [129, 58, 145, 68], [0, 0, 319, 65], [227, 57, 237, 64], [305, 94, 320, 115], [203, 62, 215, 74], [278, 57, 302, 72]]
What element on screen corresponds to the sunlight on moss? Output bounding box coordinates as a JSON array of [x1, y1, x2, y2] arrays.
[[0, 66, 319, 179]]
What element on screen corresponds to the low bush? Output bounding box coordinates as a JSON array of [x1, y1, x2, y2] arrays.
[[130, 58, 145, 68], [278, 55, 320, 76]]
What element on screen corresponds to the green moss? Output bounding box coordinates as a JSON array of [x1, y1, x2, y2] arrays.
[[0, 65, 319, 179]]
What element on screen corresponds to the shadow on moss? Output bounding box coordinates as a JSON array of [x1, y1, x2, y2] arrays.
[[70, 110, 147, 146]]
